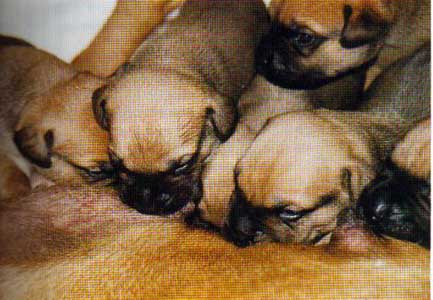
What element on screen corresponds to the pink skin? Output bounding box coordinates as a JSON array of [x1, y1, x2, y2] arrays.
[[0, 186, 193, 264], [328, 221, 383, 254]]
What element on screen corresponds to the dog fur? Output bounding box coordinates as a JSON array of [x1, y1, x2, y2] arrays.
[[72, 0, 186, 77], [91, 0, 271, 215], [0, 186, 429, 299], [194, 43, 430, 247], [256, 0, 430, 89], [0, 37, 109, 200]]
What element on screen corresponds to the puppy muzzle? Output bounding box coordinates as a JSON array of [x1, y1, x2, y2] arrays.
[[223, 187, 265, 247], [115, 170, 202, 215], [255, 23, 329, 90], [357, 161, 430, 248], [255, 23, 375, 90]]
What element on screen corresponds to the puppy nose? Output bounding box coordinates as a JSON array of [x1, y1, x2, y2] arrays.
[[370, 199, 388, 221]]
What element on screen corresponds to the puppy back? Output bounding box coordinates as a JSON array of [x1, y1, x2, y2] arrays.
[[362, 43, 430, 123], [132, 0, 271, 103]]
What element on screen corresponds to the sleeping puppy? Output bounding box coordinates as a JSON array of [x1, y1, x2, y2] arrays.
[[257, 0, 430, 89], [0, 185, 429, 299], [192, 65, 366, 231], [356, 43, 430, 247], [194, 44, 430, 247], [92, 0, 270, 215], [0, 35, 109, 200]]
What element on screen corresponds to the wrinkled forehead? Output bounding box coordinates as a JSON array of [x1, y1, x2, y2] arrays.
[[274, 0, 347, 31], [106, 69, 210, 114], [272, 0, 391, 35], [236, 113, 350, 203]]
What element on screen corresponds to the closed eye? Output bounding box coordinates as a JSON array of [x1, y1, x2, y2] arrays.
[[169, 154, 197, 176]]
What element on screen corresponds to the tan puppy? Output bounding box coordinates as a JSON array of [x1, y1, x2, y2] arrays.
[[195, 43, 430, 247], [72, 0, 186, 77], [193, 67, 366, 231], [256, 0, 430, 89], [92, 0, 270, 215], [0, 185, 429, 299], [0, 36, 109, 200]]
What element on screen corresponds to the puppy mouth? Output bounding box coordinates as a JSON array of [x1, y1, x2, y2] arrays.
[[116, 171, 202, 215], [357, 161, 430, 248], [108, 153, 202, 215], [223, 186, 267, 247], [255, 24, 377, 90]]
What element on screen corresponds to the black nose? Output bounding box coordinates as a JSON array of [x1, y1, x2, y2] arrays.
[[357, 161, 430, 248], [116, 171, 201, 215], [223, 187, 264, 247]]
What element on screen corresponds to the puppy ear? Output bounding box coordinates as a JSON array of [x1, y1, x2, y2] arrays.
[[92, 85, 110, 131], [14, 128, 54, 168], [340, 5, 392, 49], [205, 103, 238, 142]]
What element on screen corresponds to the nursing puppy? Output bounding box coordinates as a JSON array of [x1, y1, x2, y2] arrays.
[[92, 0, 270, 215], [257, 0, 430, 89], [195, 44, 430, 247], [358, 61, 431, 247], [0, 186, 429, 299], [0, 35, 109, 200]]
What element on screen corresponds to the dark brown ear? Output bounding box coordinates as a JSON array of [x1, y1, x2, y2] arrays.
[[340, 5, 391, 49], [14, 128, 54, 168], [205, 103, 238, 142], [92, 85, 110, 131]]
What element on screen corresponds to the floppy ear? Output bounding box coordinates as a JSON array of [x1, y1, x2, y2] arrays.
[[14, 127, 54, 168], [92, 85, 110, 131], [340, 5, 392, 49], [205, 101, 238, 142]]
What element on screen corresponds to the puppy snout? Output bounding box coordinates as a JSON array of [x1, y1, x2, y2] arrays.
[[223, 214, 263, 248], [116, 171, 201, 215], [357, 161, 430, 248], [223, 188, 264, 247]]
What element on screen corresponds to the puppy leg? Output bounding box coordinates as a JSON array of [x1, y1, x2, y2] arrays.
[[72, 0, 185, 77], [392, 118, 430, 180], [0, 152, 31, 201]]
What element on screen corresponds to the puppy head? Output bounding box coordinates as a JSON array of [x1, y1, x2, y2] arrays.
[[223, 112, 375, 247], [92, 69, 236, 214], [256, 0, 395, 89], [15, 73, 111, 185]]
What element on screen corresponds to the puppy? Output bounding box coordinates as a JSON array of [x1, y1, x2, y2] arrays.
[[256, 0, 430, 89], [72, 0, 186, 77], [356, 44, 430, 247], [92, 0, 270, 215], [0, 185, 429, 299], [195, 44, 430, 247], [192, 66, 366, 231], [0, 35, 109, 200]]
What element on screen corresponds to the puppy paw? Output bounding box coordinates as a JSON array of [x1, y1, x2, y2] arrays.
[[358, 161, 430, 248], [14, 126, 54, 168]]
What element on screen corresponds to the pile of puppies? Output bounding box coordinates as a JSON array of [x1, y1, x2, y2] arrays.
[[0, 0, 430, 298]]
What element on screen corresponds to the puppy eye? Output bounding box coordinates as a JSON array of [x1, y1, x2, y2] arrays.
[[85, 162, 115, 181], [292, 32, 316, 48], [171, 155, 195, 176], [279, 209, 303, 222]]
